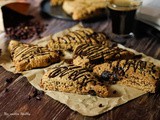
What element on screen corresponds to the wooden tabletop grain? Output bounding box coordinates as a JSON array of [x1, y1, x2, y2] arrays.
[[0, 0, 160, 120]]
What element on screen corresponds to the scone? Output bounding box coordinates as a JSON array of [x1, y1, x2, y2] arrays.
[[62, 0, 108, 20], [8, 40, 60, 72], [73, 44, 136, 68], [40, 65, 108, 97], [47, 28, 107, 50], [93, 59, 160, 93]]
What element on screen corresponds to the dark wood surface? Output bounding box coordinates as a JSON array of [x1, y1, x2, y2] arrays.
[[0, 0, 160, 120]]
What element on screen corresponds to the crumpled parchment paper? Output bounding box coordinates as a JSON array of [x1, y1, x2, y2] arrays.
[[0, 24, 159, 116]]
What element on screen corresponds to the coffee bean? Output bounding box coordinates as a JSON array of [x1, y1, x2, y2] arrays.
[[36, 96, 41, 100], [28, 87, 44, 100], [5, 19, 47, 40], [5, 88, 9, 92], [5, 78, 13, 83]]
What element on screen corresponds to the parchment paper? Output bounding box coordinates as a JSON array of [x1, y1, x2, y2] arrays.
[[0, 24, 159, 116]]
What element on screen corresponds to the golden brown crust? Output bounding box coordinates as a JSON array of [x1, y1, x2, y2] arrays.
[[62, 0, 108, 20], [93, 59, 160, 93], [40, 65, 108, 97], [8, 40, 60, 72]]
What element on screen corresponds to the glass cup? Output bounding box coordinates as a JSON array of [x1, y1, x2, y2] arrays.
[[108, 0, 142, 42]]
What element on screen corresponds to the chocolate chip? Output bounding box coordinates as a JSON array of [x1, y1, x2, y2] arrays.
[[113, 90, 117, 94], [28, 95, 32, 100], [88, 90, 96, 96], [37, 90, 44, 95], [99, 104, 103, 107]]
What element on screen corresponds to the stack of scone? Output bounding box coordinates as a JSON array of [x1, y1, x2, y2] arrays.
[[50, 0, 108, 20], [8, 26, 160, 98]]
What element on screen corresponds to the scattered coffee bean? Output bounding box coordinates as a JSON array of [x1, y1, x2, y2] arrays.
[[28, 95, 32, 100], [88, 90, 96, 96], [67, 48, 73, 52], [5, 19, 47, 40], [5, 88, 9, 92], [5, 78, 13, 83], [28, 87, 44, 100], [36, 96, 41, 100], [37, 90, 45, 96]]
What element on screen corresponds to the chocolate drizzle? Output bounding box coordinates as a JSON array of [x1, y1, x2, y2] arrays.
[[108, 59, 160, 81], [51, 28, 106, 45], [48, 65, 91, 82], [48, 65, 101, 88], [12, 43, 53, 62], [74, 44, 135, 64], [110, 59, 147, 73]]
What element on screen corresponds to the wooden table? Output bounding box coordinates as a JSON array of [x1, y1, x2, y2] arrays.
[[0, 0, 160, 120]]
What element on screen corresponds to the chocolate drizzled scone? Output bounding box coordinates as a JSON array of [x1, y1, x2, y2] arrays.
[[73, 44, 136, 68], [93, 59, 160, 93], [40, 65, 108, 97], [47, 28, 107, 50], [62, 0, 108, 20], [8, 40, 60, 72]]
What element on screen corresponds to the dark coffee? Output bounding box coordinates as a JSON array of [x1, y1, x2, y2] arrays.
[[108, 6, 137, 35]]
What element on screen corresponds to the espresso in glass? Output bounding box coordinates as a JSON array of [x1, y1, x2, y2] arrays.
[[108, 0, 142, 35]]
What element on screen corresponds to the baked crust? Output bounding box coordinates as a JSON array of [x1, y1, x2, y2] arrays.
[[40, 65, 108, 97], [8, 40, 60, 72], [93, 59, 160, 93], [62, 0, 108, 20]]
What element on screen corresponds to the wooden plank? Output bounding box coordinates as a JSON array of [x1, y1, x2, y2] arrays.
[[0, 0, 159, 119], [0, 76, 74, 120], [0, 66, 21, 93]]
